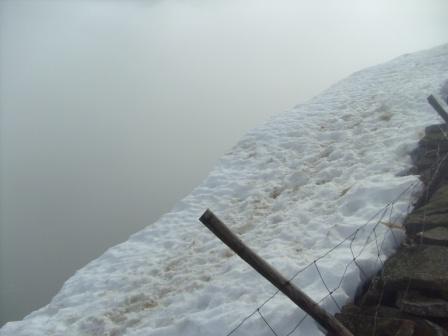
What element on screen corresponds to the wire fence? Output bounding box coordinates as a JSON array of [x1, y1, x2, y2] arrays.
[[218, 125, 448, 336], [336, 133, 448, 336], [221, 180, 421, 336]]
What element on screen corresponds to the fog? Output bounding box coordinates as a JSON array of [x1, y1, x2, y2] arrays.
[[1, 0, 447, 326]]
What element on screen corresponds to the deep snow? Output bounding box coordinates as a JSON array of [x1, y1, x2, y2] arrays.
[[2, 44, 448, 336]]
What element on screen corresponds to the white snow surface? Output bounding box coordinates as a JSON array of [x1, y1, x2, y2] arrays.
[[2, 44, 448, 336]]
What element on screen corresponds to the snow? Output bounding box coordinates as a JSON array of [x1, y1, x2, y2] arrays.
[[2, 44, 448, 336]]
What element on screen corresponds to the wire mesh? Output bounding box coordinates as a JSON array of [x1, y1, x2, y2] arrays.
[[219, 179, 421, 336]]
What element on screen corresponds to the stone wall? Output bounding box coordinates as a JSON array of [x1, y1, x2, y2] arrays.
[[336, 124, 448, 336]]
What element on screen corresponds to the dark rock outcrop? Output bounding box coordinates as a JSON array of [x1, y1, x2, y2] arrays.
[[336, 304, 448, 336], [405, 184, 448, 234], [416, 227, 448, 246], [336, 122, 448, 335], [411, 124, 448, 174], [381, 245, 448, 299], [396, 290, 448, 318]]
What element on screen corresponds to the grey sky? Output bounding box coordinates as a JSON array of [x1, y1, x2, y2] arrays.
[[1, 0, 447, 326]]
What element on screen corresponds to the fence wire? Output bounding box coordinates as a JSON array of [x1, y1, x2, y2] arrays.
[[219, 129, 448, 336], [338, 138, 447, 336], [221, 180, 421, 336]]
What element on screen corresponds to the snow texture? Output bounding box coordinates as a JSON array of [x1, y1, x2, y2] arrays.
[[2, 44, 448, 336]]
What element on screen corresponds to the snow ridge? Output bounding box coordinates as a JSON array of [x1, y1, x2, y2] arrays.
[[2, 44, 448, 336]]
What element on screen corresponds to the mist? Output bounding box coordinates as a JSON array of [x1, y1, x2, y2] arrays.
[[1, 0, 447, 326]]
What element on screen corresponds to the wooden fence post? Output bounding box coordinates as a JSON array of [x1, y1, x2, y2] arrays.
[[427, 94, 448, 124], [199, 209, 354, 336]]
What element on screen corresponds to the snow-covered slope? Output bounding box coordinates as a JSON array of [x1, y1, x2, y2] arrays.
[[2, 44, 448, 336]]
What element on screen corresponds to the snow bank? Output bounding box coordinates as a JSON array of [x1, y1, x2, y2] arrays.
[[2, 44, 448, 336]]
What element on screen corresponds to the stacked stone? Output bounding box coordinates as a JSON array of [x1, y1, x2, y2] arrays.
[[336, 124, 448, 336]]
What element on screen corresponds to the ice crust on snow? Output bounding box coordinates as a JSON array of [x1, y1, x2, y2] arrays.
[[2, 44, 448, 336]]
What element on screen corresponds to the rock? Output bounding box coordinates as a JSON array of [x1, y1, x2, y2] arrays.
[[423, 321, 448, 336], [415, 227, 448, 246], [419, 124, 448, 152], [335, 304, 448, 336], [397, 290, 448, 318], [411, 146, 440, 172], [405, 184, 448, 234], [357, 281, 383, 307], [406, 213, 448, 235], [356, 276, 395, 307], [335, 304, 406, 336], [410, 124, 448, 174], [395, 320, 416, 336], [381, 245, 448, 299], [425, 124, 448, 135]]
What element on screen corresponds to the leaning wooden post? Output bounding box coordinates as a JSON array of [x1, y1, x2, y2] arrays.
[[199, 209, 354, 336], [427, 94, 448, 124]]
